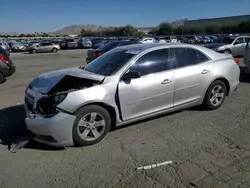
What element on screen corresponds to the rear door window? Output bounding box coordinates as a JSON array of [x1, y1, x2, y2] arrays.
[[171, 48, 209, 68]]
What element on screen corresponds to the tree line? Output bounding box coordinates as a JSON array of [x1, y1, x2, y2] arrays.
[[149, 19, 250, 35], [80, 25, 145, 37], [79, 19, 250, 37]]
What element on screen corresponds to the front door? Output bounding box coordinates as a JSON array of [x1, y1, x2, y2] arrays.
[[118, 49, 174, 121], [171, 47, 214, 106], [244, 38, 250, 71]]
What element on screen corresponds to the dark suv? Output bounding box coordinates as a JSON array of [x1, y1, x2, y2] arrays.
[[0, 47, 16, 83], [86, 40, 141, 64]]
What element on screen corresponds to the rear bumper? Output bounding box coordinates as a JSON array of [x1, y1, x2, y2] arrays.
[[1, 64, 16, 77]]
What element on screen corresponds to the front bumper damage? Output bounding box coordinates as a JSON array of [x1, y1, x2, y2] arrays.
[[23, 68, 105, 147], [25, 106, 76, 147]]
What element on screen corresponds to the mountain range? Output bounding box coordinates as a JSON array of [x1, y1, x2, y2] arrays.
[[1, 14, 249, 35]]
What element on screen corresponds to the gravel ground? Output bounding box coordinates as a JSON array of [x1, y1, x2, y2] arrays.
[[0, 50, 250, 188]]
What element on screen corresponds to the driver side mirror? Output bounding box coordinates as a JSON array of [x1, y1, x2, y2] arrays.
[[122, 70, 141, 80], [234, 41, 239, 45]]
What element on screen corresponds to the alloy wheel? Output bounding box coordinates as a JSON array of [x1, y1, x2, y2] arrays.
[[210, 85, 225, 106], [77, 112, 106, 141]]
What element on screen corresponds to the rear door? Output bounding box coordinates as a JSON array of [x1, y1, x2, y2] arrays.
[[232, 37, 246, 56], [244, 38, 250, 71], [44, 43, 53, 52], [171, 47, 214, 107]]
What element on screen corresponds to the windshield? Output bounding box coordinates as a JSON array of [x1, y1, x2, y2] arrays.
[[84, 49, 135, 76], [97, 42, 118, 51], [215, 37, 234, 44]]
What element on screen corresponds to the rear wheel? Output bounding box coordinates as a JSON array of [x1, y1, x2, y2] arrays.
[[72, 105, 111, 146], [203, 80, 227, 110], [224, 49, 231, 54], [52, 48, 57, 53], [32, 49, 37, 54], [0, 72, 4, 84]]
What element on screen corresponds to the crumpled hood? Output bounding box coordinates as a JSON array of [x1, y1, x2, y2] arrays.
[[204, 43, 229, 49], [29, 67, 105, 94]]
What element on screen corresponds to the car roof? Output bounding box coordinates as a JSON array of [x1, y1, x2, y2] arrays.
[[117, 43, 230, 61]]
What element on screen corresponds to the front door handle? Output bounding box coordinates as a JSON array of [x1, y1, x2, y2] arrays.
[[161, 79, 171, 84], [201, 69, 210, 74]]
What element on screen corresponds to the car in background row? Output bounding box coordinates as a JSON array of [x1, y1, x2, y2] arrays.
[[244, 38, 250, 74], [78, 38, 92, 49], [24, 43, 240, 147], [27, 42, 60, 53], [0, 47, 16, 83], [92, 40, 111, 49], [86, 40, 141, 64], [11, 42, 27, 52], [0, 41, 11, 52], [205, 36, 250, 57]]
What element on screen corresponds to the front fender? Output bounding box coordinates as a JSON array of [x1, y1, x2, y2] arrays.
[[57, 83, 118, 114]]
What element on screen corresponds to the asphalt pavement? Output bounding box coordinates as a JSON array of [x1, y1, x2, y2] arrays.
[[1, 50, 250, 188]]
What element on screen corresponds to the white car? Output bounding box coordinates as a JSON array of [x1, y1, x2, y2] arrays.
[[140, 37, 154, 44]]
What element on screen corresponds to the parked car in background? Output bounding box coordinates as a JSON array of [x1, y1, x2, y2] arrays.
[[66, 39, 79, 49], [205, 36, 250, 57], [244, 38, 250, 73], [11, 42, 26, 52], [170, 36, 178, 43], [92, 40, 111, 49], [27, 42, 60, 53], [0, 47, 16, 83], [78, 38, 92, 49], [139, 37, 154, 43], [60, 38, 79, 49], [24, 43, 240, 147], [0, 41, 11, 52], [86, 40, 141, 64]]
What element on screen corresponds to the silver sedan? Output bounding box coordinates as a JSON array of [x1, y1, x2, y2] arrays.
[[24, 43, 240, 147]]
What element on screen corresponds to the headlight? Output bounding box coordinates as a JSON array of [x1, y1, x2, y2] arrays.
[[36, 94, 67, 116], [54, 94, 67, 105]]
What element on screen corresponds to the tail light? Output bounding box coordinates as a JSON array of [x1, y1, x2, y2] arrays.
[[233, 58, 240, 65], [94, 51, 102, 58], [0, 55, 8, 64]]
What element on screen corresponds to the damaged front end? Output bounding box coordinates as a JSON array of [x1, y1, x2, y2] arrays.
[[25, 68, 105, 118]]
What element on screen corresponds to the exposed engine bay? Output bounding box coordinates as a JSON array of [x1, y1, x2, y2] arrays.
[[26, 75, 102, 117]]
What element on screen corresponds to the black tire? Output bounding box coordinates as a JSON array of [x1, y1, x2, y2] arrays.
[[0, 72, 4, 84], [203, 80, 227, 110], [73, 105, 111, 146], [224, 49, 231, 54], [32, 49, 37, 54], [52, 48, 57, 53]]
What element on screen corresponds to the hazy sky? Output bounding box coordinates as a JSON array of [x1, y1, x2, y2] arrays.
[[2, 0, 249, 33]]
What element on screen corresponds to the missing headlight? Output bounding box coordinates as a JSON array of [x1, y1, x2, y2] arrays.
[[36, 94, 67, 117]]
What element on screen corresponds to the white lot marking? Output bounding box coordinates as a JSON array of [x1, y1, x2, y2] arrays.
[[136, 160, 173, 170]]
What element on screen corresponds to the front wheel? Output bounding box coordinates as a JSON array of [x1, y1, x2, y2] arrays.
[[72, 105, 111, 146], [203, 80, 227, 110]]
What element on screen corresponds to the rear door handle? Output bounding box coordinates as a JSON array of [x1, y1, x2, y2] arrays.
[[201, 69, 210, 74], [161, 79, 171, 84]]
